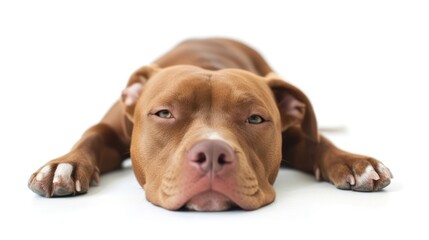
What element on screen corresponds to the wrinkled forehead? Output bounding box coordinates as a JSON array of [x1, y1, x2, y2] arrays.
[[143, 66, 276, 109], [146, 66, 213, 94]]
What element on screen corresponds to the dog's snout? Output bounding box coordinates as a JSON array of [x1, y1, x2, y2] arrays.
[[188, 140, 236, 173]]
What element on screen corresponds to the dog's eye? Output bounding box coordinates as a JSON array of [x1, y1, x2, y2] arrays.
[[246, 115, 265, 124], [155, 110, 173, 119]]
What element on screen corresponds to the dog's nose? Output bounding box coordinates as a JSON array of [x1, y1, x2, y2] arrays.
[[188, 140, 236, 174]]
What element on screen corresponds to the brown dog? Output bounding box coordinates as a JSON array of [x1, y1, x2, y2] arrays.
[[28, 38, 392, 211]]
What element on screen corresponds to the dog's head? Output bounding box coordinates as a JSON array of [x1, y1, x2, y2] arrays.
[[121, 65, 318, 211]]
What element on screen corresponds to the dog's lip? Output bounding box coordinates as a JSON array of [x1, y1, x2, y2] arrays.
[[161, 170, 263, 211], [168, 180, 256, 211], [184, 190, 235, 211], [173, 183, 239, 211], [164, 183, 264, 211]]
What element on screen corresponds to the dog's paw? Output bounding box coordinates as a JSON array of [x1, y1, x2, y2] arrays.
[[317, 155, 393, 192], [28, 153, 100, 197]]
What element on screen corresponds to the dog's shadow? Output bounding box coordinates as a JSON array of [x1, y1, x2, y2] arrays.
[[274, 168, 319, 195], [87, 160, 136, 196]]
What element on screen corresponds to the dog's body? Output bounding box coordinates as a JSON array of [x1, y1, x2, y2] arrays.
[[29, 38, 392, 211]]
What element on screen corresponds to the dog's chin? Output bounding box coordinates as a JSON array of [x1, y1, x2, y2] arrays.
[[185, 191, 234, 211]]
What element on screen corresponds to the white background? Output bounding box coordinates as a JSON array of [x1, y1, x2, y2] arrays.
[[1, 0, 428, 239]]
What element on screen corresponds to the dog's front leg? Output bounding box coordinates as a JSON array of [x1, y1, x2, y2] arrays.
[[282, 127, 393, 191], [28, 101, 130, 197]]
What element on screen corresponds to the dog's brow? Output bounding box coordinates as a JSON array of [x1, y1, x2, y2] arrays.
[[235, 93, 265, 107]]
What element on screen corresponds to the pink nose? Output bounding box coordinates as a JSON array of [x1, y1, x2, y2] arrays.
[[187, 140, 236, 174]]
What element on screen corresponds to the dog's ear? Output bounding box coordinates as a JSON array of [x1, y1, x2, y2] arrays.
[[121, 64, 160, 121], [265, 74, 319, 142]]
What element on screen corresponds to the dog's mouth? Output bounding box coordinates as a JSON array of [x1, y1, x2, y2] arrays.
[[184, 190, 236, 211]]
